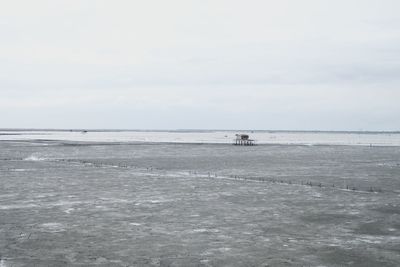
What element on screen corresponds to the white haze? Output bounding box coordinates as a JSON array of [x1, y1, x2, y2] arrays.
[[1, 0, 400, 130]]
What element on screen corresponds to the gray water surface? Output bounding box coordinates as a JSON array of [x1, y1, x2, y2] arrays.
[[1, 141, 400, 266]]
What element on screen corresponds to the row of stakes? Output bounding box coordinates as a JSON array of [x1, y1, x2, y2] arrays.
[[55, 159, 383, 193], [224, 175, 383, 193]]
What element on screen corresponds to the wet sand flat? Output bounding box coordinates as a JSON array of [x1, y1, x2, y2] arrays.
[[1, 141, 400, 266]]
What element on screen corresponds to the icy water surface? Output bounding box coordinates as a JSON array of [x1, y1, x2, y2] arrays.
[[1, 140, 400, 266]]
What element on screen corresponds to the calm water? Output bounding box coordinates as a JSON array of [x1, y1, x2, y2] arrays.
[[1, 130, 400, 146]]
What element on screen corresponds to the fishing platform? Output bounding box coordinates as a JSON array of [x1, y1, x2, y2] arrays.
[[234, 134, 256, 146]]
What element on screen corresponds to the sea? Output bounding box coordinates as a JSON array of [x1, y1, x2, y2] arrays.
[[1, 129, 400, 266], [1, 129, 400, 146]]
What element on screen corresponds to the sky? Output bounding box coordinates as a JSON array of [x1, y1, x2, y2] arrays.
[[1, 0, 399, 130]]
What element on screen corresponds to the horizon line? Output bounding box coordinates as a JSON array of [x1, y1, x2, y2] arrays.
[[1, 128, 400, 134]]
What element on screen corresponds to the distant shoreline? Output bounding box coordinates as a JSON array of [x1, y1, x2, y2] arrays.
[[1, 129, 400, 134]]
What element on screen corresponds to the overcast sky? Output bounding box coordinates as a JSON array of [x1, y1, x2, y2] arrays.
[[1, 0, 399, 130]]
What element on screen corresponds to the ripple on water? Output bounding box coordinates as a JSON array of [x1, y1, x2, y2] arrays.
[[40, 223, 65, 233]]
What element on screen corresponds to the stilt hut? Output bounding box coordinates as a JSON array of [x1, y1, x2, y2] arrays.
[[234, 134, 255, 146]]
